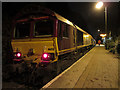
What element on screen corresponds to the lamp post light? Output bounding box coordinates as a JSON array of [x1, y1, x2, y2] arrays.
[[98, 29, 100, 32], [96, 1, 108, 45], [100, 33, 107, 44], [100, 34, 107, 38], [96, 1, 108, 36], [98, 29, 100, 36], [96, 1, 103, 9]]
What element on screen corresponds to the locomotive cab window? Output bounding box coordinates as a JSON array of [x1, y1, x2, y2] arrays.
[[14, 22, 30, 38], [34, 19, 54, 37]]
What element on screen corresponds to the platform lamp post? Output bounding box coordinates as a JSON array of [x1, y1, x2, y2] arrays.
[[96, 1, 108, 47], [96, 1, 107, 35], [105, 6, 108, 37]]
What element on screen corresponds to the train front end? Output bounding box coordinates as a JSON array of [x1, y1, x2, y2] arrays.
[[11, 16, 59, 67]]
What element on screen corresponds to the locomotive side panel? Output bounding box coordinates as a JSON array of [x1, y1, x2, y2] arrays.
[[57, 21, 75, 54], [83, 33, 91, 45], [76, 29, 83, 46]]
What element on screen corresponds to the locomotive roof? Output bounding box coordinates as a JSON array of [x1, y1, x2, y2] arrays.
[[54, 12, 88, 34], [14, 5, 92, 38], [54, 13, 94, 38], [54, 13, 74, 27]]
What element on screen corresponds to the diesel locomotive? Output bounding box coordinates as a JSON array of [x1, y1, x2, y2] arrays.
[[11, 5, 95, 76]]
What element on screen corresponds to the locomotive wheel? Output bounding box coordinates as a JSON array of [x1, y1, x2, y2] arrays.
[[56, 60, 62, 75], [52, 60, 62, 75]]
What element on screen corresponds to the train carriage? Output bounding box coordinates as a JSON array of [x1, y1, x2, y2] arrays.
[[11, 5, 95, 76]]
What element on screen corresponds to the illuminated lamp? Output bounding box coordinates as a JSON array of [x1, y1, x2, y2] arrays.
[[16, 52, 21, 58], [43, 53, 48, 59], [84, 35, 89, 37], [96, 1, 103, 9], [42, 53, 50, 60], [100, 34, 107, 37], [41, 53, 55, 61]]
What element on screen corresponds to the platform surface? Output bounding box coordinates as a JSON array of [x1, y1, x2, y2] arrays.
[[42, 45, 118, 88]]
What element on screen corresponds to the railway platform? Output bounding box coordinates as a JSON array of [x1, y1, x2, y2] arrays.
[[42, 44, 119, 89]]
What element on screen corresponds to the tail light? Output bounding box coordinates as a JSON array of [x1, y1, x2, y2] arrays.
[[14, 52, 22, 58], [16, 53, 21, 58], [43, 53, 49, 59], [13, 52, 22, 62], [42, 53, 50, 60], [41, 53, 55, 61]]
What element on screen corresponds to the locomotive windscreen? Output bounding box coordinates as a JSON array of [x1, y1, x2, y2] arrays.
[[14, 22, 30, 38], [14, 19, 54, 38], [34, 19, 53, 37]]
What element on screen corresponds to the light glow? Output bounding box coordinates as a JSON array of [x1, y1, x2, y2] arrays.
[[100, 34, 107, 37], [43, 53, 48, 59], [16, 53, 21, 57], [66, 20, 72, 25], [98, 30, 100, 32], [84, 35, 89, 38], [96, 1, 103, 9]]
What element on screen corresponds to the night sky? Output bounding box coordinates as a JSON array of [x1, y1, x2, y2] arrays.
[[2, 2, 120, 39]]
